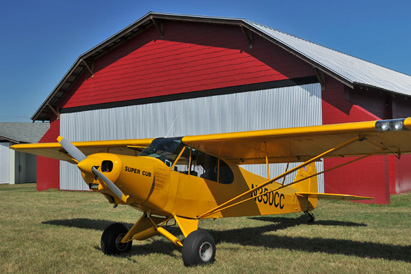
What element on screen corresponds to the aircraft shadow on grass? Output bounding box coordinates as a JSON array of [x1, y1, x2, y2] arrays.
[[42, 216, 411, 263]]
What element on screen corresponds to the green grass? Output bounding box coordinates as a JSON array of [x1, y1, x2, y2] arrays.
[[1, 183, 410, 274]]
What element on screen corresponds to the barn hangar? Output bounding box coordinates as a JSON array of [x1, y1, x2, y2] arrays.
[[32, 12, 411, 204]]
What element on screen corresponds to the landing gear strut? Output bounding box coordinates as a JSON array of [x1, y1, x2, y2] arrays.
[[304, 211, 315, 223], [100, 217, 216, 267]]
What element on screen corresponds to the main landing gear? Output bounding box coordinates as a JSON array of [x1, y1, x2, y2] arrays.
[[100, 216, 216, 267]]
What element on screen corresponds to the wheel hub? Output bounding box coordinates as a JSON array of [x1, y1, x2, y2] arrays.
[[199, 241, 213, 262], [115, 234, 129, 252]]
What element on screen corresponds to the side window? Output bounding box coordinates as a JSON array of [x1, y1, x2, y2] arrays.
[[218, 159, 234, 184], [194, 152, 218, 181], [190, 149, 233, 184]]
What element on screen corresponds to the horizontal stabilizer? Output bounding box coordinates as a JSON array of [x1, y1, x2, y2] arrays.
[[296, 192, 373, 200]]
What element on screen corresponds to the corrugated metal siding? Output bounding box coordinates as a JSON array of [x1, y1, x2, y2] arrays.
[[60, 83, 323, 191], [0, 142, 10, 183]]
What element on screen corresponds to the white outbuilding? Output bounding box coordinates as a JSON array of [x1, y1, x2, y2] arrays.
[[0, 123, 49, 184]]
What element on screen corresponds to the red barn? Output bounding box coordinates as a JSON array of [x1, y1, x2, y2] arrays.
[[32, 12, 411, 204]]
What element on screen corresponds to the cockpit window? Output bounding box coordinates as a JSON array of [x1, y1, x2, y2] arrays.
[[139, 137, 184, 167], [140, 138, 234, 184]]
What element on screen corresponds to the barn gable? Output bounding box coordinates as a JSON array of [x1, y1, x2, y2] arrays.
[[32, 12, 411, 122]]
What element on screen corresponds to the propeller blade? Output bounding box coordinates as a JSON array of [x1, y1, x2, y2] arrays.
[[57, 136, 86, 162], [92, 167, 129, 203]]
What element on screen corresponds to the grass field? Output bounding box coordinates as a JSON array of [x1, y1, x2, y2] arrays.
[[0, 183, 410, 274]]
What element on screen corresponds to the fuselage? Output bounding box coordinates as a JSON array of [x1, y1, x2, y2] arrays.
[[81, 137, 318, 219]]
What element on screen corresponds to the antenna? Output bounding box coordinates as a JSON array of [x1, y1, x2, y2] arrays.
[[165, 113, 179, 137]]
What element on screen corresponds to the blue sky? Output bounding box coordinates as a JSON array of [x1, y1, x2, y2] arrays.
[[1, 0, 410, 122]]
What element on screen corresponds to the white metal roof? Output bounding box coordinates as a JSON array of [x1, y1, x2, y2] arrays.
[[247, 21, 411, 96]]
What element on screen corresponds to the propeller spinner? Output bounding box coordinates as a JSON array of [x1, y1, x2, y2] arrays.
[[57, 136, 129, 203]]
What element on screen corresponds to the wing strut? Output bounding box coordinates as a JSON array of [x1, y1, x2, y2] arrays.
[[198, 136, 362, 219], [200, 147, 383, 217], [264, 141, 270, 179]]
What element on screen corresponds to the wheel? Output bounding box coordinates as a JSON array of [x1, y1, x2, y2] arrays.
[[308, 214, 315, 223], [304, 211, 315, 223], [182, 230, 216, 267], [101, 223, 132, 255]]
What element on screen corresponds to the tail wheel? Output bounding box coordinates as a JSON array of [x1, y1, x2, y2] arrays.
[[182, 230, 216, 266], [304, 211, 315, 223], [101, 223, 132, 255]]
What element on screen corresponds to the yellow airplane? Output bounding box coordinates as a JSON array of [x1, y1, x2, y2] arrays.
[[11, 118, 411, 266]]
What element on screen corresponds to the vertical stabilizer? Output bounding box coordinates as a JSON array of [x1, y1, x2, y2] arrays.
[[294, 163, 318, 193], [294, 163, 318, 210]]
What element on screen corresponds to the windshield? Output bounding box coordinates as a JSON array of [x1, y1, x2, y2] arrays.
[[139, 137, 184, 167]]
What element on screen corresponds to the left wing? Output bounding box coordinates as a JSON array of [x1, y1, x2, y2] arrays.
[[11, 138, 154, 163], [182, 118, 411, 164]]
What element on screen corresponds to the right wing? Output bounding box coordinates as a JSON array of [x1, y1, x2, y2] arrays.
[[182, 118, 411, 164]]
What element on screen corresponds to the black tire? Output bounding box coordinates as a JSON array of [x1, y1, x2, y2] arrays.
[[101, 223, 132, 255], [182, 230, 216, 267], [304, 211, 315, 223], [308, 215, 315, 223]]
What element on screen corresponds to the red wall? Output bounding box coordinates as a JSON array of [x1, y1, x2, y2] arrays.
[[61, 21, 314, 109], [394, 155, 411, 193], [322, 77, 411, 203], [37, 118, 60, 191], [322, 77, 392, 204]]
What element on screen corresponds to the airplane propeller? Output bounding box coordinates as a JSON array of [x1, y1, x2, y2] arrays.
[[57, 136, 129, 203], [57, 136, 86, 162]]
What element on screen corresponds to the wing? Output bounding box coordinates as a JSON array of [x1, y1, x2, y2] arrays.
[[182, 118, 411, 164], [11, 138, 154, 163]]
